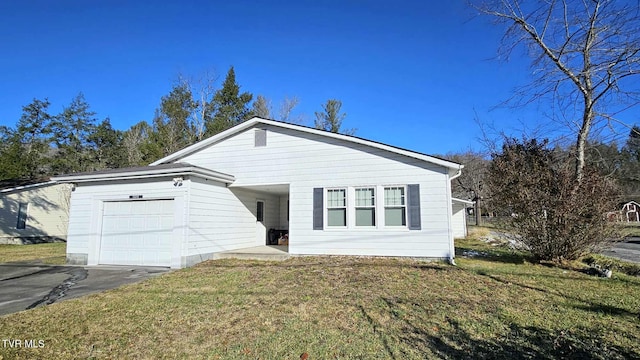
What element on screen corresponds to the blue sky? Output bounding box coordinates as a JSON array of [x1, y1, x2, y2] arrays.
[[1, 1, 633, 156]]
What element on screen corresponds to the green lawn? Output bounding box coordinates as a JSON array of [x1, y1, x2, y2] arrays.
[[620, 223, 640, 237], [1, 239, 639, 359], [0, 242, 66, 264]]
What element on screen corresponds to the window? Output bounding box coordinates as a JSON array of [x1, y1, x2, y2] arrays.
[[16, 202, 28, 230], [327, 189, 346, 226], [355, 188, 375, 226], [384, 187, 406, 226], [256, 201, 264, 222]]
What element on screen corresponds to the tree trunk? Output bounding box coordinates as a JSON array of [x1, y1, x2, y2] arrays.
[[475, 197, 482, 226], [575, 96, 594, 184]]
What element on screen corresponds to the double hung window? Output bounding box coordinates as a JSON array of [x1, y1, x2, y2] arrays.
[[327, 189, 347, 226], [355, 188, 375, 226], [384, 187, 406, 226]]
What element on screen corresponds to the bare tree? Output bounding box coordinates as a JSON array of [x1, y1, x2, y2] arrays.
[[445, 151, 490, 225], [473, 0, 640, 184], [122, 121, 152, 166], [178, 69, 219, 142], [252, 95, 272, 119], [278, 96, 304, 124]]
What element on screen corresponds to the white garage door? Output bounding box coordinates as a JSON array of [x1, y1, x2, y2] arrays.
[[99, 200, 174, 266]]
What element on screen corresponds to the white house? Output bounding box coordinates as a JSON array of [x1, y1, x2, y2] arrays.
[[451, 198, 474, 238], [0, 180, 72, 244], [53, 118, 464, 268]]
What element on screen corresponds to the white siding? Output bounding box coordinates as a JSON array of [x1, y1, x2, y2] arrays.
[[452, 203, 468, 238], [187, 178, 280, 256], [0, 183, 72, 241], [180, 125, 453, 258], [66, 178, 187, 268]]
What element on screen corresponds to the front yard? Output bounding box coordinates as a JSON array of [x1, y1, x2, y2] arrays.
[[0, 242, 66, 264], [1, 238, 639, 359]]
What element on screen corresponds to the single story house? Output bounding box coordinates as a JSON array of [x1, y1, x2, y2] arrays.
[[0, 180, 72, 244], [52, 117, 464, 268], [452, 198, 474, 238]]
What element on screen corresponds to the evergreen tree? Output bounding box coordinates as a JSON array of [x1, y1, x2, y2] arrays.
[[314, 99, 355, 135], [51, 93, 98, 174], [147, 84, 197, 159], [87, 118, 125, 170], [1, 99, 54, 179], [624, 125, 640, 161], [206, 66, 253, 136]]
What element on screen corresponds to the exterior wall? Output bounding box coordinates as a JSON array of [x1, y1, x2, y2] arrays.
[[180, 124, 453, 258], [451, 203, 468, 238], [66, 178, 188, 268], [0, 183, 72, 244], [185, 178, 280, 265], [279, 195, 289, 229]]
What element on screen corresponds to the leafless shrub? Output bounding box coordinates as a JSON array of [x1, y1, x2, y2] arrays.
[[488, 137, 620, 261]]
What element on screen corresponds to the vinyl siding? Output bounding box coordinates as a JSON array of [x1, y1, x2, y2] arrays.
[[452, 203, 468, 238], [179, 125, 453, 258], [187, 177, 280, 256], [66, 178, 188, 267], [0, 183, 72, 241]]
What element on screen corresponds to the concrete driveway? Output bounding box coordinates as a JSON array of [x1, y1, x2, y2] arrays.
[[0, 263, 170, 316], [601, 237, 640, 264]]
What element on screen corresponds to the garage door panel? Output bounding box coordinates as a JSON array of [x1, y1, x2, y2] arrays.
[[100, 200, 174, 267]]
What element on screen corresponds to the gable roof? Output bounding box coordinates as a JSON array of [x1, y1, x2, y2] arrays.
[[51, 162, 235, 184], [0, 179, 58, 194], [150, 117, 463, 172]]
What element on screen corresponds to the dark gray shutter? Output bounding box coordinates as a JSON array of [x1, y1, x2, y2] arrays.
[[313, 188, 323, 230], [255, 129, 267, 147], [407, 184, 421, 230]]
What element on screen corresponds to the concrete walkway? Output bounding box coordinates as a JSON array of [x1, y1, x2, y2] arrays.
[[215, 245, 290, 261]]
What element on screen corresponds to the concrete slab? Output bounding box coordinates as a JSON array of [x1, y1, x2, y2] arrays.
[[215, 245, 290, 261], [0, 264, 170, 316]]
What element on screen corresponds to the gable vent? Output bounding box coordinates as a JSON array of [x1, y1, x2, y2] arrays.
[[255, 129, 267, 147]]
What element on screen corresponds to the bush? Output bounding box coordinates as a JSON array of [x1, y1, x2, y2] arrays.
[[488, 138, 620, 261]]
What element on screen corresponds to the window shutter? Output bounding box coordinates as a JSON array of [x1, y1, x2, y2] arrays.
[[313, 188, 323, 230], [407, 184, 421, 230]]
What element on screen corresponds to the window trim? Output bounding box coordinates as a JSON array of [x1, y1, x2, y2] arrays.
[[355, 187, 376, 227], [326, 188, 347, 227], [383, 186, 407, 228], [16, 202, 29, 230]]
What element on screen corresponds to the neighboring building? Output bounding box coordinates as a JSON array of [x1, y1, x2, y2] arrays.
[[0, 180, 72, 244], [607, 201, 640, 223], [452, 198, 474, 238], [53, 117, 464, 268], [622, 201, 640, 223]]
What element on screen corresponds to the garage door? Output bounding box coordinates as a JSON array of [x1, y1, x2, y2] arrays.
[[99, 200, 174, 266]]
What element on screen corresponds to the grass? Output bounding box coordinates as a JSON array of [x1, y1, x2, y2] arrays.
[[1, 240, 640, 359], [0, 242, 66, 264], [583, 253, 640, 277], [619, 223, 640, 238]]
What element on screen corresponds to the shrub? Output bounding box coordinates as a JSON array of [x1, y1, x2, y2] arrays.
[[488, 138, 620, 261]]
